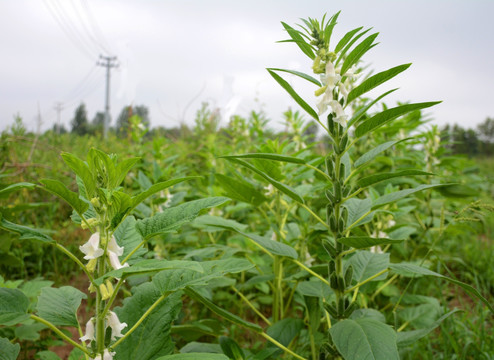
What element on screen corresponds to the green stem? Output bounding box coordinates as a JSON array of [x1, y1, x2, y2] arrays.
[[102, 278, 124, 315], [299, 203, 330, 229], [292, 259, 330, 286], [305, 163, 332, 182], [231, 286, 271, 325], [30, 315, 90, 355], [121, 239, 146, 264], [111, 293, 169, 350], [260, 332, 307, 360], [345, 268, 390, 294], [55, 243, 96, 286]]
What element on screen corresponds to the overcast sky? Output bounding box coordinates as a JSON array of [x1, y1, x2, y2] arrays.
[[1, 0, 493, 133]]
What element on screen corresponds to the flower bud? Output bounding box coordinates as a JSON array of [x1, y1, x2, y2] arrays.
[[86, 258, 98, 273]]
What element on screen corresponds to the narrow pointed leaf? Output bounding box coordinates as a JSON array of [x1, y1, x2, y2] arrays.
[[136, 197, 230, 239], [0, 182, 36, 196], [115, 157, 141, 186], [0, 216, 54, 244], [357, 170, 432, 188], [337, 236, 403, 249], [355, 102, 441, 138], [267, 68, 321, 86], [132, 177, 200, 208], [347, 88, 399, 128], [220, 153, 306, 164], [225, 157, 304, 203], [267, 69, 319, 121], [215, 173, 267, 206], [39, 179, 88, 217], [372, 184, 446, 209], [334, 26, 363, 53], [281, 22, 315, 59], [347, 64, 412, 104], [61, 152, 96, 198], [185, 287, 262, 333], [341, 33, 379, 75], [354, 138, 411, 168]]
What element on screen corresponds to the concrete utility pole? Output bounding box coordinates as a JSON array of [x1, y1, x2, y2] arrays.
[[97, 55, 118, 139], [54, 102, 63, 134]]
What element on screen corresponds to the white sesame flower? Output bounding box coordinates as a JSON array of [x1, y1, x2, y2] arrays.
[[80, 233, 104, 260], [106, 311, 127, 340], [107, 236, 124, 256], [80, 318, 95, 343], [107, 250, 129, 271], [329, 100, 348, 126]]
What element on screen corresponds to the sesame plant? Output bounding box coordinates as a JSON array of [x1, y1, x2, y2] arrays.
[[219, 12, 493, 359]]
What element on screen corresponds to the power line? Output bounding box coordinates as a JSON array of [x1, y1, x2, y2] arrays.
[[81, 0, 114, 55], [97, 55, 119, 139]]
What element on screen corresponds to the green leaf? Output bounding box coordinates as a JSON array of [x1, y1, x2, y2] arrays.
[[436, 184, 478, 198], [95, 259, 203, 285], [224, 158, 304, 204], [267, 69, 319, 121], [280, 22, 315, 59], [334, 26, 363, 53], [215, 173, 267, 206], [0, 288, 29, 326], [357, 170, 432, 188], [347, 64, 411, 104], [193, 215, 248, 232], [220, 153, 306, 164], [389, 263, 494, 313], [114, 284, 182, 360], [297, 281, 332, 298], [136, 197, 230, 240], [35, 351, 62, 360], [0, 182, 36, 197], [372, 184, 445, 209], [346, 251, 389, 283], [185, 287, 262, 333], [87, 148, 116, 188], [131, 177, 200, 208], [219, 336, 245, 360], [114, 215, 146, 263], [337, 236, 403, 249], [39, 179, 88, 218], [355, 102, 441, 138], [347, 88, 398, 128], [15, 323, 47, 341], [399, 304, 440, 328], [340, 33, 379, 76], [354, 139, 411, 168], [37, 286, 86, 327], [397, 310, 461, 347], [267, 318, 304, 348], [0, 337, 20, 360], [266, 68, 321, 86], [0, 216, 54, 244], [61, 152, 96, 198], [115, 157, 141, 186], [156, 355, 228, 360], [343, 198, 373, 230], [330, 318, 399, 360]]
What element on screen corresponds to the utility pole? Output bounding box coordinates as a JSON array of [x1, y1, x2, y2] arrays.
[[97, 55, 118, 139], [54, 102, 64, 134]]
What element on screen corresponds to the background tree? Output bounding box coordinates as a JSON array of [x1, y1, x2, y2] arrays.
[[116, 105, 150, 135], [71, 103, 89, 135]]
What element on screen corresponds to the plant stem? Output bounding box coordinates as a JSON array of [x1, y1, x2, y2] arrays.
[[30, 315, 90, 355], [231, 286, 271, 325], [292, 259, 330, 286], [260, 332, 307, 360], [55, 243, 96, 286], [299, 203, 330, 229], [121, 239, 146, 264], [345, 268, 390, 294]]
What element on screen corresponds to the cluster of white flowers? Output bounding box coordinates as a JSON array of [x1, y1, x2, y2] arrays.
[[315, 60, 360, 126], [79, 232, 129, 271]]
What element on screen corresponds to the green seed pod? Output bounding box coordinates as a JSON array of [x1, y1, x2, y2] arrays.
[[339, 163, 346, 182], [339, 134, 348, 151], [329, 214, 337, 232], [333, 182, 341, 202], [323, 302, 338, 318], [327, 114, 335, 135], [343, 185, 352, 197], [337, 297, 345, 316], [344, 265, 353, 288], [337, 275, 345, 292], [344, 301, 358, 317], [325, 190, 335, 204], [328, 259, 336, 274], [325, 156, 334, 178], [330, 273, 339, 290], [338, 218, 345, 232], [323, 241, 337, 259]]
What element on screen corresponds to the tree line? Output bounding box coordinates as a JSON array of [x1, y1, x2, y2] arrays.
[[442, 118, 494, 157]]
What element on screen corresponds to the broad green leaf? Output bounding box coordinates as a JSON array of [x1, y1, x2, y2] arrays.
[[334, 26, 363, 53], [399, 304, 440, 328], [114, 215, 146, 263], [219, 336, 245, 360], [156, 355, 228, 360], [220, 153, 306, 164], [343, 198, 373, 230], [347, 64, 411, 104], [0, 337, 20, 360], [266, 68, 321, 86], [337, 236, 403, 249], [389, 263, 494, 313], [267, 69, 319, 121], [136, 197, 230, 239], [0, 182, 36, 196], [280, 22, 315, 59], [297, 280, 333, 298], [0, 288, 29, 326], [267, 318, 304, 348], [372, 184, 445, 209], [15, 323, 47, 341], [397, 310, 461, 347], [68, 347, 85, 360], [35, 351, 62, 360], [115, 157, 141, 186], [355, 102, 441, 138], [0, 216, 54, 244], [95, 259, 203, 285], [193, 215, 248, 232], [185, 287, 262, 333], [39, 179, 88, 217], [330, 318, 399, 360], [114, 284, 182, 360], [131, 177, 200, 208], [354, 138, 411, 168], [340, 33, 379, 76], [37, 286, 86, 327], [215, 173, 267, 206], [357, 170, 432, 188], [346, 251, 389, 283], [350, 309, 386, 323], [61, 152, 96, 198], [225, 158, 304, 203]]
